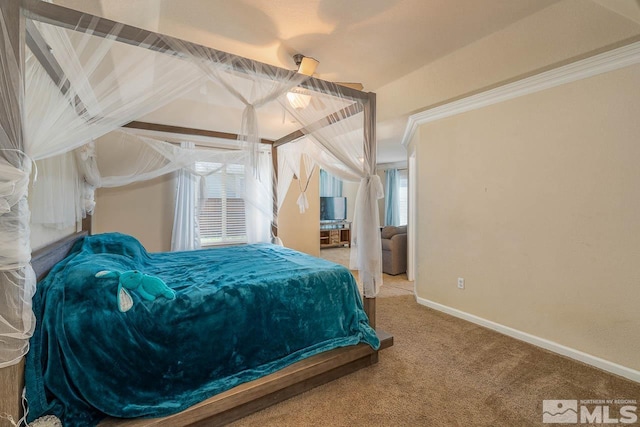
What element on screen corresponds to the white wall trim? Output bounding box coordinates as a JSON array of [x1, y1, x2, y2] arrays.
[[416, 296, 640, 383], [377, 161, 408, 171], [401, 40, 640, 147], [406, 153, 416, 282]]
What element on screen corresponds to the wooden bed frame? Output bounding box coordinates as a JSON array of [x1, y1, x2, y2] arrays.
[[7, 228, 392, 427], [0, 1, 389, 425]]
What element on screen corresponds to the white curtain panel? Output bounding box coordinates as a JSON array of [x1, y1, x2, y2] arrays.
[[172, 169, 201, 251], [171, 142, 200, 251], [244, 150, 273, 243], [384, 168, 401, 226]]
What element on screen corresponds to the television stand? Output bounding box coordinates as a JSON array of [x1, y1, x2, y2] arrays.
[[320, 221, 351, 249]]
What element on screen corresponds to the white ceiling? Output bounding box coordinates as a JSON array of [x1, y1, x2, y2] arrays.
[[51, 0, 638, 164]]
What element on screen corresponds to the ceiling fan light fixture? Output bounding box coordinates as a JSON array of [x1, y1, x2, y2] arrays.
[[286, 91, 312, 110], [287, 54, 318, 109], [293, 54, 319, 76]]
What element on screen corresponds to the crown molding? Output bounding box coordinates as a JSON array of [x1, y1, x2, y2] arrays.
[[401, 40, 640, 147], [377, 161, 407, 171]]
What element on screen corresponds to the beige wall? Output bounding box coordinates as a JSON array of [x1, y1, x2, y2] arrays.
[[415, 63, 640, 371], [278, 161, 320, 257], [94, 174, 176, 253]]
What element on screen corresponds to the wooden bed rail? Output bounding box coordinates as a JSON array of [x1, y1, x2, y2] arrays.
[[99, 330, 393, 427], [364, 297, 376, 329]]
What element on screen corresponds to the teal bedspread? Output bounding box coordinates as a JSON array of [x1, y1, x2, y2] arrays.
[[25, 233, 379, 426]]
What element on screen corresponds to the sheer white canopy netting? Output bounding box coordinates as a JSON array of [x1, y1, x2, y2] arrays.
[[0, 8, 382, 367], [1, 9, 35, 369], [276, 101, 383, 297]]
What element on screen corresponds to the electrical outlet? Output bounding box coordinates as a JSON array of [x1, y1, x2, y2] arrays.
[[457, 277, 465, 289]]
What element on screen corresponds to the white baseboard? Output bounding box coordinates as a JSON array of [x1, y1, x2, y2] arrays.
[[415, 296, 640, 383]]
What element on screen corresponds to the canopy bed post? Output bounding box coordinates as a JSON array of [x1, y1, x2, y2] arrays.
[[362, 91, 378, 328], [0, 363, 24, 427], [271, 144, 279, 239], [0, 1, 27, 425]]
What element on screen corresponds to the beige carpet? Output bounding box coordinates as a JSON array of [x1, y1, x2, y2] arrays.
[[229, 248, 640, 427], [318, 247, 414, 297]]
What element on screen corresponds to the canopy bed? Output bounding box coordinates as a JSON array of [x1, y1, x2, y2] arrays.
[[0, 1, 389, 425]]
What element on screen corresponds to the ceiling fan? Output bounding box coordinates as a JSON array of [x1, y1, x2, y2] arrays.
[[285, 54, 364, 115], [292, 54, 364, 91]]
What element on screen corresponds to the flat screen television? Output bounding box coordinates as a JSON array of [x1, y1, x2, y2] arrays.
[[320, 196, 347, 222]]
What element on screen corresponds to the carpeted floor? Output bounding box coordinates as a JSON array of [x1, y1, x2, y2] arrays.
[[318, 247, 415, 297], [229, 248, 640, 427]]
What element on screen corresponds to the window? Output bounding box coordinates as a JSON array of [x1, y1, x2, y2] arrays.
[[398, 169, 408, 226], [197, 162, 246, 246], [320, 169, 343, 197]]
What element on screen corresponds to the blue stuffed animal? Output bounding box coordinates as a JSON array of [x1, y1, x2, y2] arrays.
[[95, 270, 176, 312]]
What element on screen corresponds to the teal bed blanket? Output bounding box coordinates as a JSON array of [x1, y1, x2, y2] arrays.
[[25, 233, 379, 426]]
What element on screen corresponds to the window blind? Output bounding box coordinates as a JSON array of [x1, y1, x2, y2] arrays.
[[196, 162, 247, 246]]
